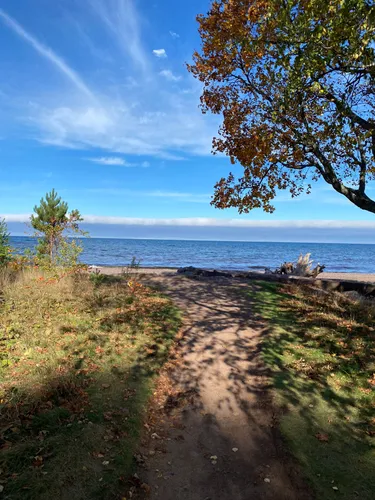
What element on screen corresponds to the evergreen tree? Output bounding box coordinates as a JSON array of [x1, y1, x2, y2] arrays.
[[31, 189, 84, 265], [0, 218, 11, 267]]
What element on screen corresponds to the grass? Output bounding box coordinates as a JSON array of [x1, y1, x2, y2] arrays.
[[0, 268, 181, 499], [249, 281, 375, 500]]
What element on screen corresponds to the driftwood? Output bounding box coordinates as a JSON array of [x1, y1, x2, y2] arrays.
[[178, 257, 326, 280], [177, 266, 233, 278], [265, 253, 326, 278]]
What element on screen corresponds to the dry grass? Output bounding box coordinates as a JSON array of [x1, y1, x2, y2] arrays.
[[0, 268, 180, 499]]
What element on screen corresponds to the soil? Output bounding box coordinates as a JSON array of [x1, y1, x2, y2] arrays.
[[133, 275, 312, 500]]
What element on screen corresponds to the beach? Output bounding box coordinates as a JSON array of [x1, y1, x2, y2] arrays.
[[97, 266, 375, 283]]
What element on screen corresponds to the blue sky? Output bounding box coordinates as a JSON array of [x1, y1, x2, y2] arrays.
[[0, 0, 375, 242]]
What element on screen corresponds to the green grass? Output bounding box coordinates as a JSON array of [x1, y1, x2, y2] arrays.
[[0, 268, 181, 499], [249, 281, 375, 500]]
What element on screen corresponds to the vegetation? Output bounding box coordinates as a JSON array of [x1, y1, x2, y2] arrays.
[[250, 282, 375, 499], [0, 219, 12, 267], [189, 0, 375, 213], [31, 189, 85, 267], [0, 268, 180, 499]]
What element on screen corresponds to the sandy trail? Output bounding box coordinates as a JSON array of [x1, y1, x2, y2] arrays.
[[136, 275, 310, 500]]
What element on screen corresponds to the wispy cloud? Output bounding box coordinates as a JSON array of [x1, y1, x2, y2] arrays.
[[159, 70, 181, 82], [86, 156, 150, 167], [88, 0, 148, 71], [87, 156, 129, 166], [0, 7, 94, 99], [2, 1, 218, 159], [153, 48, 167, 58], [169, 31, 180, 39], [32, 90, 217, 157]]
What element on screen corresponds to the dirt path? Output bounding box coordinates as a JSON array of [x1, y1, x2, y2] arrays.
[[137, 275, 310, 500]]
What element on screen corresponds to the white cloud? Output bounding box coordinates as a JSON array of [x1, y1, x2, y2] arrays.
[[159, 70, 181, 82], [0, 8, 94, 100], [2, 1, 219, 159], [86, 156, 151, 167], [153, 48, 167, 58], [3, 214, 375, 229], [169, 31, 180, 39], [81, 218, 375, 228], [87, 156, 127, 166], [31, 90, 218, 157]]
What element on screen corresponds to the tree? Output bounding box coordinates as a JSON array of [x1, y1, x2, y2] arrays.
[[31, 189, 84, 265], [0, 218, 12, 267], [188, 0, 375, 213]]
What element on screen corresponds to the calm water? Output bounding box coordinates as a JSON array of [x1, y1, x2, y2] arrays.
[[9, 236, 375, 273]]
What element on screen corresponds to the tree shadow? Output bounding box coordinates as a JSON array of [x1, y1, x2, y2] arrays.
[[137, 274, 374, 500]]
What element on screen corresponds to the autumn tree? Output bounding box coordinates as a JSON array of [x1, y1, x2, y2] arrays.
[[189, 0, 375, 213], [31, 189, 84, 266]]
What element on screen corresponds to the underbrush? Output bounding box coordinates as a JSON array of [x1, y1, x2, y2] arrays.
[[0, 268, 180, 499], [250, 282, 375, 500]]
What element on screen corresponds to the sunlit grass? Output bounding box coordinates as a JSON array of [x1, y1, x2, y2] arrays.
[[249, 281, 375, 500]]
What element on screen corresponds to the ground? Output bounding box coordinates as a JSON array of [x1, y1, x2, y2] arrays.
[[2, 268, 373, 499], [135, 275, 311, 500]]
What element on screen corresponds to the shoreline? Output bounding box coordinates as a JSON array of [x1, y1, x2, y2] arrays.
[[95, 266, 375, 284]]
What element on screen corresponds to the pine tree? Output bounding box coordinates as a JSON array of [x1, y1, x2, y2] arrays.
[[31, 189, 84, 265], [0, 218, 11, 267]]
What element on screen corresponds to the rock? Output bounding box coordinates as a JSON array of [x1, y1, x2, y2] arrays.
[[177, 266, 197, 275]]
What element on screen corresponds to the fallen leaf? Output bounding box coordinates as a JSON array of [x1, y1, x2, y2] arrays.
[[315, 433, 329, 442], [102, 461, 109, 466], [210, 455, 218, 461], [332, 486, 339, 491], [232, 447, 238, 452], [141, 483, 151, 494], [264, 478, 271, 483]]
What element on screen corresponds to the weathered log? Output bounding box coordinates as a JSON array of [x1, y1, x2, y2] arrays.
[[280, 262, 294, 274], [177, 267, 233, 278], [308, 264, 326, 278]]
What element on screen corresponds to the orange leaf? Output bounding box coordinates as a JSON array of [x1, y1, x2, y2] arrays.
[[315, 432, 329, 442]]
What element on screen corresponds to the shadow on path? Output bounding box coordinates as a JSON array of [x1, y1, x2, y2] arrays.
[[138, 275, 311, 500]]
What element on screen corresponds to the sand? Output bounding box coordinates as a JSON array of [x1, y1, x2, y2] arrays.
[[95, 266, 375, 283]]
